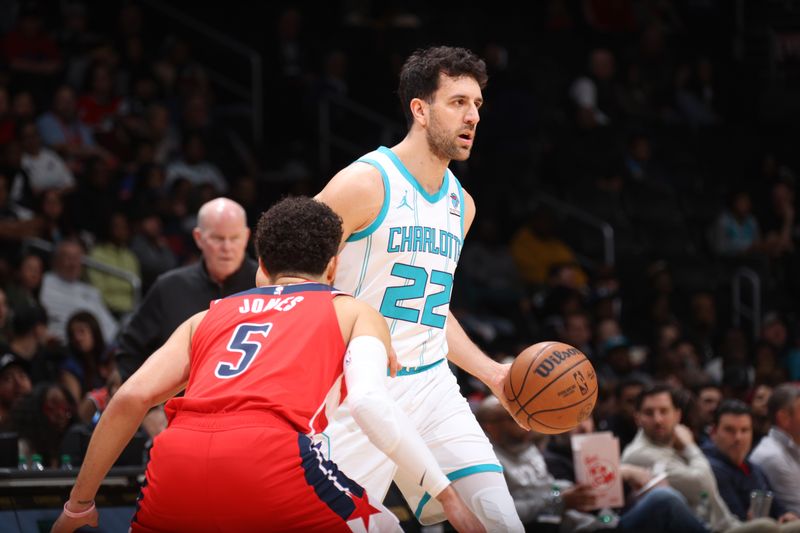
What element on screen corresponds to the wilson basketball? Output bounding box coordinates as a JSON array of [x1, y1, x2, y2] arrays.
[[503, 341, 598, 434]]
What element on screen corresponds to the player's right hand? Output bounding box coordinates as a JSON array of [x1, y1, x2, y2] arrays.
[[436, 485, 486, 533], [50, 506, 99, 533]]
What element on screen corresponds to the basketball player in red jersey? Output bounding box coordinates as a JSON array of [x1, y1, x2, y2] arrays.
[[51, 197, 483, 533]]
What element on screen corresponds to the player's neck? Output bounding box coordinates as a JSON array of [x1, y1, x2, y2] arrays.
[[272, 275, 325, 286], [391, 138, 449, 194]]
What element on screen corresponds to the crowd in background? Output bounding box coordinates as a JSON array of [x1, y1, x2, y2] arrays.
[[0, 0, 798, 531]]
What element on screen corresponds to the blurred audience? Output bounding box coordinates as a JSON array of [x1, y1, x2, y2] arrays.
[[750, 384, 800, 515], [703, 400, 799, 527], [39, 239, 118, 344]]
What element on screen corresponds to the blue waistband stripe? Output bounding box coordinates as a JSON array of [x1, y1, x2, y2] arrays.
[[388, 358, 446, 377]]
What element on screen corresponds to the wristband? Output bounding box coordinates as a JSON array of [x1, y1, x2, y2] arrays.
[[63, 501, 95, 519]]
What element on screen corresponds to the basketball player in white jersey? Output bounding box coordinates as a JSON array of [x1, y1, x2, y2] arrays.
[[316, 46, 524, 532]]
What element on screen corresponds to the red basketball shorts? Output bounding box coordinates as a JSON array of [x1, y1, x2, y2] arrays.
[[130, 410, 398, 532]]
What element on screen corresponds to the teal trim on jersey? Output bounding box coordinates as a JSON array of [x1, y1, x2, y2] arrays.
[[353, 235, 372, 297], [454, 173, 465, 239], [414, 464, 504, 519], [378, 146, 449, 203], [388, 357, 445, 377], [346, 158, 391, 242]]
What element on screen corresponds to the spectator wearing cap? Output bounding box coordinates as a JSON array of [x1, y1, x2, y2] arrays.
[[0, 352, 32, 430], [597, 334, 649, 388], [750, 383, 800, 514]]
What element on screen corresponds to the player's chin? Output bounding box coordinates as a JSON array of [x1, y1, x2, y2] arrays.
[[451, 148, 472, 161]]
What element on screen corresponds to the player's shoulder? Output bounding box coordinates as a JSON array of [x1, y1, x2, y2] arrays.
[[332, 293, 369, 316], [332, 295, 385, 329], [320, 160, 384, 198], [316, 161, 386, 235], [186, 309, 209, 339]]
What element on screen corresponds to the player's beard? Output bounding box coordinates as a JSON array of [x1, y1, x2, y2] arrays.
[[426, 111, 472, 162]]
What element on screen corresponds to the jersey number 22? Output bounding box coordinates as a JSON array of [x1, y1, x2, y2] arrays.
[[379, 263, 453, 329]]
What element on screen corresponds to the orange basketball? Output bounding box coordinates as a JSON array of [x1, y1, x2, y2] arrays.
[[503, 341, 598, 434]]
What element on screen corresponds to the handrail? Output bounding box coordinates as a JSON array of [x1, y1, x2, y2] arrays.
[[138, 0, 263, 146], [731, 266, 761, 338], [24, 238, 142, 307], [318, 93, 403, 174], [533, 193, 616, 268]]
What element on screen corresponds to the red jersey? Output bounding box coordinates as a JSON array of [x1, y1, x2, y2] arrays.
[[164, 283, 347, 436]]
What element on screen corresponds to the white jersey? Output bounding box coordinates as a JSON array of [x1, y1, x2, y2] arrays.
[[336, 146, 465, 369]]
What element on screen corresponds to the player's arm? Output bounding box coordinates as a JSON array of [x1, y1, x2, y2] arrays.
[[339, 299, 484, 532], [315, 163, 384, 245], [51, 311, 204, 533], [445, 190, 513, 413]]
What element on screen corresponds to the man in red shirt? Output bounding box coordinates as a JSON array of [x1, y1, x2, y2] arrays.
[[51, 197, 482, 532]]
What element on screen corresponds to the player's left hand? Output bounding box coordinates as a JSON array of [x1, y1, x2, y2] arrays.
[[50, 504, 98, 533], [387, 345, 400, 377]]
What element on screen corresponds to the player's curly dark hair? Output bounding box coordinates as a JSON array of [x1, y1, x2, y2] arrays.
[[255, 196, 342, 278], [398, 45, 488, 127]]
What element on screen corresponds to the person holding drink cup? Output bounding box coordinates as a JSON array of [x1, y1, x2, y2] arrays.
[[703, 399, 800, 530]]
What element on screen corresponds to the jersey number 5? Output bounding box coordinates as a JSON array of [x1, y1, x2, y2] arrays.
[[215, 323, 273, 379], [379, 263, 453, 329]]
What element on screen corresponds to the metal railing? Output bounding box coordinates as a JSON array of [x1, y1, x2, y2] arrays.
[[318, 93, 403, 175], [24, 238, 142, 308], [731, 266, 761, 338], [532, 193, 616, 268], [139, 0, 263, 146]]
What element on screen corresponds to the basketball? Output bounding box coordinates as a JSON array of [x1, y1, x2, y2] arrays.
[[503, 341, 598, 434]]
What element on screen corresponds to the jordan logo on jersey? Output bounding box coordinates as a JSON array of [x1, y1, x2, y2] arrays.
[[396, 190, 413, 210]]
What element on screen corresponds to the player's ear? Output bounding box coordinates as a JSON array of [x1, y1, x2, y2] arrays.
[[324, 255, 338, 285], [410, 97, 427, 126], [256, 258, 270, 286]]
